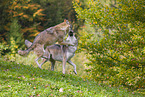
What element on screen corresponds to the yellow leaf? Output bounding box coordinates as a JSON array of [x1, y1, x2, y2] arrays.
[[33, 9, 44, 17], [23, 6, 29, 9], [23, 15, 29, 18], [19, 13, 23, 16], [14, 5, 19, 9], [28, 4, 35, 8], [37, 13, 46, 16]]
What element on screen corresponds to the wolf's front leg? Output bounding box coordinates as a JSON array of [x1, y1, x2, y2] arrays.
[[62, 54, 67, 74], [39, 58, 48, 69], [67, 60, 77, 74], [35, 57, 41, 68]]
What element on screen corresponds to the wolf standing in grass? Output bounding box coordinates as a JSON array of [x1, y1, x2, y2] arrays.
[[25, 31, 78, 74], [42, 31, 78, 74], [18, 19, 72, 63]]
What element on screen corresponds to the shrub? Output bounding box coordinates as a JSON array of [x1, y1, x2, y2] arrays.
[[0, 43, 10, 57], [73, 0, 145, 90]]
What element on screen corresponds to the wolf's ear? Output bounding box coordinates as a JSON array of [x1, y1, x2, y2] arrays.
[[64, 19, 66, 22], [64, 19, 69, 24]]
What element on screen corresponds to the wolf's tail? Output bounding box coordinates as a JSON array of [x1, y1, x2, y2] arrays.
[[25, 40, 32, 48], [18, 50, 29, 56], [18, 42, 36, 56]]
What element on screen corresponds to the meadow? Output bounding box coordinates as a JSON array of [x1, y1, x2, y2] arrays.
[[0, 58, 144, 97]]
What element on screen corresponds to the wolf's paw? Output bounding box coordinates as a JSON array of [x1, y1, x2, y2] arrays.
[[63, 71, 65, 74], [38, 65, 42, 69], [74, 70, 77, 75]]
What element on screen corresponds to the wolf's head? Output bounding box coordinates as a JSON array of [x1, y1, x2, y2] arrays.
[[65, 30, 77, 46], [56, 19, 73, 34]]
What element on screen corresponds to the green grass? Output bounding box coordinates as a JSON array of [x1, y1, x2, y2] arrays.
[[0, 59, 144, 97]]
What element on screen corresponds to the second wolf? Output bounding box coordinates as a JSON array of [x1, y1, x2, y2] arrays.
[[19, 19, 72, 64], [18, 19, 72, 57], [25, 31, 78, 74]]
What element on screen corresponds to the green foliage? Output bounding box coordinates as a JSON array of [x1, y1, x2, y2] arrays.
[[10, 18, 24, 46], [0, 43, 9, 57], [1, 18, 24, 56], [0, 0, 78, 49], [73, 0, 145, 90], [7, 0, 46, 41], [0, 59, 144, 96], [8, 18, 24, 56], [32, 0, 77, 27], [0, 0, 45, 43]]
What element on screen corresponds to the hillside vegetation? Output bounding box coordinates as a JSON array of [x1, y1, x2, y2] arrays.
[[73, 0, 145, 90], [0, 59, 144, 97]]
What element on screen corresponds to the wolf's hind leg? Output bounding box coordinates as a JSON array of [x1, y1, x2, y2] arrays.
[[39, 58, 48, 69], [50, 60, 55, 71], [35, 57, 41, 68]]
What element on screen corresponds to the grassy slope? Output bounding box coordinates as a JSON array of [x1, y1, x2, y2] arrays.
[[0, 59, 144, 97]]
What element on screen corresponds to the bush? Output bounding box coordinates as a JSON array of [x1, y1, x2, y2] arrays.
[[73, 0, 145, 90], [0, 43, 10, 57]]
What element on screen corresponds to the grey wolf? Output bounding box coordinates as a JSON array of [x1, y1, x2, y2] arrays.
[[25, 31, 78, 74], [42, 31, 78, 74]]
